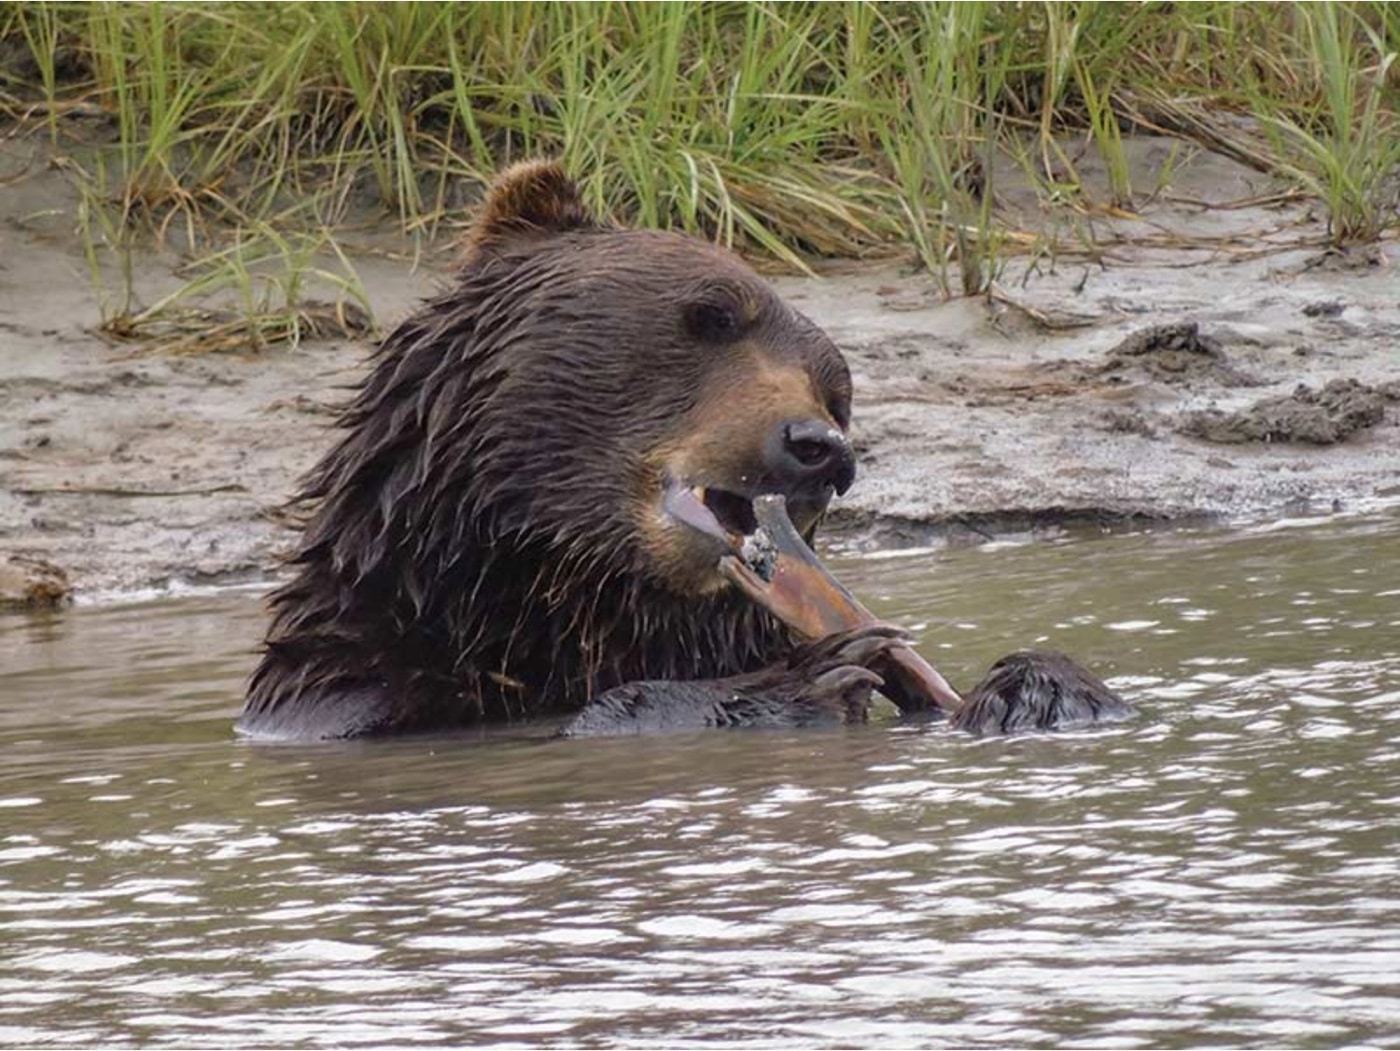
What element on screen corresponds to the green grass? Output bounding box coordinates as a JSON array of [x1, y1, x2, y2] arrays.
[[1253, 3, 1400, 246], [1, 1, 1397, 347]]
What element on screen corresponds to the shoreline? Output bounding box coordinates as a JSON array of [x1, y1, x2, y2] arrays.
[[3, 145, 1399, 607]]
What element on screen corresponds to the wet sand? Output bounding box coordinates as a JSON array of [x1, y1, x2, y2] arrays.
[[2, 136, 1397, 602]]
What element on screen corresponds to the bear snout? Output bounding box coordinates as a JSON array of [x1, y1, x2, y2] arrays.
[[764, 418, 856, 499]]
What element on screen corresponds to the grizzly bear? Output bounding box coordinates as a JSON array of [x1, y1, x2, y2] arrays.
[[240, 161, 906, 739], [242, 162, 1136, 740]]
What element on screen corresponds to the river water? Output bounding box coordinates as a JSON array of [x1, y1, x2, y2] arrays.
[[3, 510, 1398, 1048]]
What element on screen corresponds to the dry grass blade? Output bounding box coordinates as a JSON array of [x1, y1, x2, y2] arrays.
[[102, 300, 372, 355], [1112, 89, 1285, 176]]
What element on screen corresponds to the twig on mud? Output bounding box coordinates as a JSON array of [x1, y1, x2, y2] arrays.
[[1159, 191, 1308, 212], [1089, 232, 1334, 269], [951, 517, 997, 542], [987, 284, 1099, 330], [18, 99, 110, 122], [13, 483, 248, 497]]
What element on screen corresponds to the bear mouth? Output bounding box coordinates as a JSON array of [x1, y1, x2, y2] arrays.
[[662, 479, 758, 548]]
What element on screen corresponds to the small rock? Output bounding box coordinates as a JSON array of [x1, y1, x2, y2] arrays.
[[1101, 322, 1257, 388], [1101, 409, 1157, 438], [0, 555, 72, 610], [1302, 300, 1345, 318], [1108, 321, 1222, 359]]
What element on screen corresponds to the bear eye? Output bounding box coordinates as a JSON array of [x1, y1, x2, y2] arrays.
[[684, 299, 743, 343]]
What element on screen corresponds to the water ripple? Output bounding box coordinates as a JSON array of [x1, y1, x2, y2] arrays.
[[1, 514, 1399, 1046]]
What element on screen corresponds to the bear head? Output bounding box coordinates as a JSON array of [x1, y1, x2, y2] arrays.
[[456, 160, 857, 597]]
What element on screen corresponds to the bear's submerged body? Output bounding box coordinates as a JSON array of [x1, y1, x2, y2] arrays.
[[240, 162, 1135, 741]]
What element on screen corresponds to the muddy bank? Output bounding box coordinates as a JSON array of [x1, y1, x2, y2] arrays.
[[2, 137, 1399, 600]]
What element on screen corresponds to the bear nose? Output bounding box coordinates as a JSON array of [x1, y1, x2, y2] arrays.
[[764, 419, 857, 497]]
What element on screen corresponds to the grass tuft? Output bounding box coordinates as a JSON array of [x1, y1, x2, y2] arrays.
[[1, 2, 1397, 347]]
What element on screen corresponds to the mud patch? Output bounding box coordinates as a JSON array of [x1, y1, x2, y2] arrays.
[[1101, 322, 1257, 388], [1100, 408, 1159, 438], [1179, 379, 1389, 446]]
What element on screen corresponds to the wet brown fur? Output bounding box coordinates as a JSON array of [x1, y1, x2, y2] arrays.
[[242, 162, 854, 738]]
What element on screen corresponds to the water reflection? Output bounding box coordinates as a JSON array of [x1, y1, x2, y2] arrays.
[[2, 510, 1398, 1047]]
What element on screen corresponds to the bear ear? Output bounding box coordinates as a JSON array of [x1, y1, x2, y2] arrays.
[[463, 160, 598, 258]]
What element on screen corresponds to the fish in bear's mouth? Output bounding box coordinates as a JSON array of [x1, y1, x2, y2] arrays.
[[660, 479, 967, 715]]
